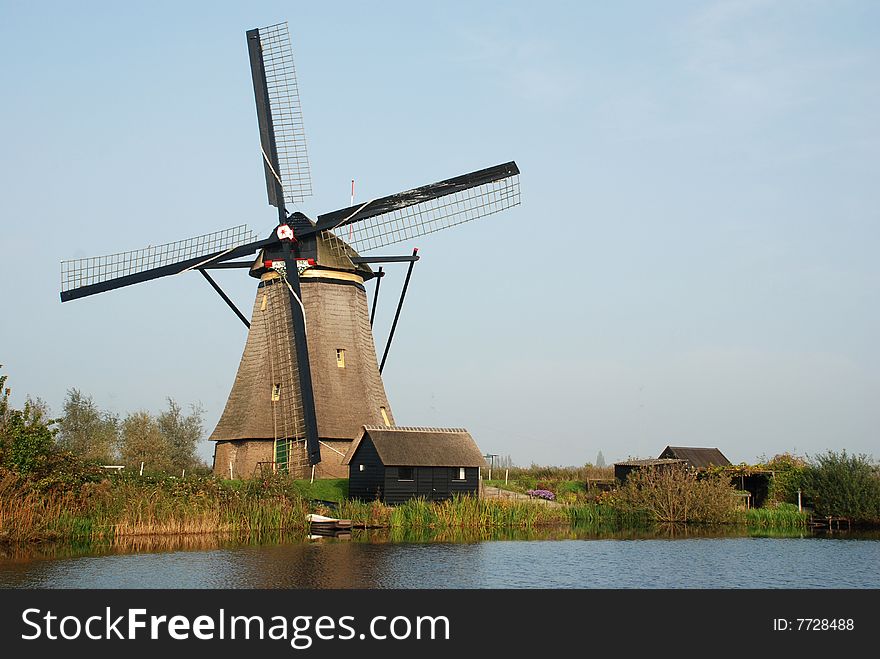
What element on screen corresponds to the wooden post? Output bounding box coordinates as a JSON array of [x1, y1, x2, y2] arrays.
[[182, 469, 185, 479], [311, 465, 315, 484], [139, 461, 144, 476], [797, 489, 802, 512], [505, 469, 509, 485], [229, 461, 233, 479]]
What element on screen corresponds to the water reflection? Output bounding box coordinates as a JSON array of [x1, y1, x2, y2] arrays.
[[1, 522, 870, 563], [1, 525, 879, 589], [355, 523, 824, 544]]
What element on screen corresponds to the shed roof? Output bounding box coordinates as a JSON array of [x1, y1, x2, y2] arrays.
[[658, 446, 731, 468], [342, 426, 486, 467]]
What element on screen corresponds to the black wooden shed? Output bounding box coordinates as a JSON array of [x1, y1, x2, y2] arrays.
[[342, 426, 487, 504]]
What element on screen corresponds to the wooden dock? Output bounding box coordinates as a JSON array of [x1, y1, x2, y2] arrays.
[[809, 515, 851, 531]]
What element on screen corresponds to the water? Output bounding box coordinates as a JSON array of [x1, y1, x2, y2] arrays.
[[2, 529, 879, 588]]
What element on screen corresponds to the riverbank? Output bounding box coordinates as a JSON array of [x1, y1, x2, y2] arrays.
[[1, 468, 819, 554]]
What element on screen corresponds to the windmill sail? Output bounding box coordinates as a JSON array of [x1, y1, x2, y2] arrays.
[[60, 225, 265, 302], [310, 161, 520, 253], [247, 22, 312, 209]]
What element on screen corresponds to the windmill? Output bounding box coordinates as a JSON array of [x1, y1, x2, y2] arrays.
[[60, 22, 520, 479]]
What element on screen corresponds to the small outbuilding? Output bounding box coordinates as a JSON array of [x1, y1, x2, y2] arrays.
[[343, 426, 487, 504]]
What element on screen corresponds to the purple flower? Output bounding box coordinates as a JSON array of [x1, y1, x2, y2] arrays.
[[526, 489, 556, 501]]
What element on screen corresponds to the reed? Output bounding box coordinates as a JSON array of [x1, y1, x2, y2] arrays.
[[345, 495, 583, 530], [335, 499, 392, 527], [0, 470, 310, 547], [566, 503, 649, 528], [0, 472, 85, 542], [742, 504, 808, 530]]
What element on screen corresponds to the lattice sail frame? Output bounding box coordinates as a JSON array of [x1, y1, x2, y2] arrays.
[[257, 22, 312, 205], [60, 225, 258, 293], [261, 275, 308, 477], [324, 174, 520, 255]]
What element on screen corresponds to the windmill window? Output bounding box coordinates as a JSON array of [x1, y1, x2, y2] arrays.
[[359, 464, 365, 472], [453, 467, 466, 481], [380, 406, 390, 426], [271, 383, 281, 401], [398, 467, 414, 481], [336, 349, 345, 368]]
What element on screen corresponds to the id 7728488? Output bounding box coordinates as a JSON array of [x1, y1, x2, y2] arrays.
[[773, 618, 854, 631]]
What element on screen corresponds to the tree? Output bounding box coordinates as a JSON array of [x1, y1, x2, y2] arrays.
[[119, 411, 172, 473], [2, 397, 57, 476], [0, 367, 57, 476], [0, 364, 9, 427], [802, 450, 880, 522], [157, 398, 204, 471], [56, 389, 119, 463]]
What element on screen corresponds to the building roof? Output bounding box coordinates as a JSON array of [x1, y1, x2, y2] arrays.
[[342, 426, 487, 467], [658, 446, 731, 469]]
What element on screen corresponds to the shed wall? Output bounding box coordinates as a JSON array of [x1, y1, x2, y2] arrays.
[[347, 437, 385, 500], [382, 466, 479, 504]]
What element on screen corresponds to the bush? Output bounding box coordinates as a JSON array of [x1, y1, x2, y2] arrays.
[[764, 453, 808, 505], [619, 466, 739, 523], [802, 451, 880, 523]]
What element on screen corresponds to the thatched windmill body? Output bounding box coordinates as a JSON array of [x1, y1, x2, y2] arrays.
[[60, 23, 520, 478]]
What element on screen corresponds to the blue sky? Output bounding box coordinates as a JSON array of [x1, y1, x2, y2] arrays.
[[1, 0, 878, 466]]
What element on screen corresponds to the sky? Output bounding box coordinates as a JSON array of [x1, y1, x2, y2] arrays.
[[1, 0, 878, 467]]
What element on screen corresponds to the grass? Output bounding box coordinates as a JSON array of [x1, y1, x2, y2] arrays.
[[484, 465, 613, 500], [289, 478, 348, 502], [486, 478, 587, 495]]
